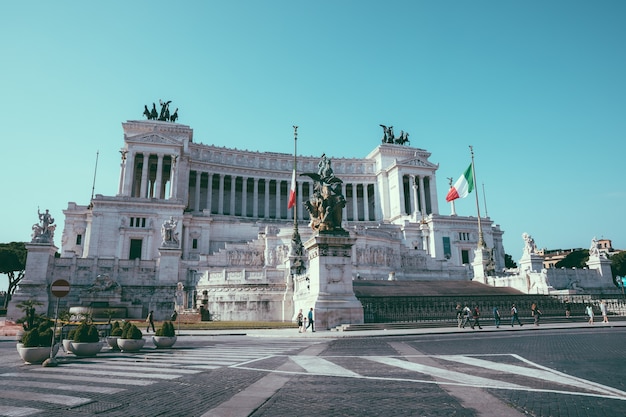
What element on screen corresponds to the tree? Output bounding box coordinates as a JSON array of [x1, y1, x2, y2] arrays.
[[610, 251, 626, 287], [555, 249, 589, 269], [504, 253, 517, 269], [0, 242, 27, 309]]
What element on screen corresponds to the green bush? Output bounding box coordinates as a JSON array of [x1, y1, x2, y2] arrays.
[[21, 327, 53, 347], [155, 321, 175, 337], [110, 321, 123, 336], [121, 324, 143, 340], [73, 323, 99, 343]]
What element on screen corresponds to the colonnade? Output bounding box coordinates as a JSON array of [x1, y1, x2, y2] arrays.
[[120, 151, 176, 199], [187, 170, 379, 222], [402, 174, 434, 219]]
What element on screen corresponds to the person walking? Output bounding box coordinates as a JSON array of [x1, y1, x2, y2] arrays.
[[531, 302, 542, 326], [461, 304, 472, 329], [565, 299, 571, 318], [472, 305, 483, 330], [146, 310, 155, 333], [455, 304, 463, 328], [586, 304, 594, 325], [306, 307, 315, 332], [600, 300, 609, 323], [297, 309, 304, 333], [510, 303, 523, 327], [493, 306, 501, 328]]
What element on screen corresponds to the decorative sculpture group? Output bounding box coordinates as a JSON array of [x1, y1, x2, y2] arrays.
[[522, 232, 537, 255], [301, 154, 346, 233], [143, 100, 178, 122], [379, 124, 410, 145], [31, 208, 55, 244]]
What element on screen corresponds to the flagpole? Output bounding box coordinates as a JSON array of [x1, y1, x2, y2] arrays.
[[289, 126, 305, 275], [469, 146, 485, 248], [292, 126, 298, 226]]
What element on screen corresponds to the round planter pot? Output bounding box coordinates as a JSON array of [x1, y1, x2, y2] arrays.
[[16, 343, 59, 364], [106, 336, 120, 350], [117, 338, 145, 352], [62, 339, 74, 354], [70, 341, 103, 357], [152, 335, 177, 348]]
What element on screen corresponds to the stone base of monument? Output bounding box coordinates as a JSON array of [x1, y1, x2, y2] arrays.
[[299, 233, 364, 330]]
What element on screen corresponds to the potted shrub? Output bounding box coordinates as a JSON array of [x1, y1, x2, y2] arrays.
[[106, 321, 123, 350], [152, 321, 177, 348], [117, 323, 145, 352], [16, 320, 58, 364], [69, 322, 103, 357]]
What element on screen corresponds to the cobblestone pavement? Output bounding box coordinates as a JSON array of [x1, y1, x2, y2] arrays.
[[1, 324, 625, 416]]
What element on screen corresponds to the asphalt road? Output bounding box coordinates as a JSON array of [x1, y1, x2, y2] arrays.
[[1, 326, 625, 417]]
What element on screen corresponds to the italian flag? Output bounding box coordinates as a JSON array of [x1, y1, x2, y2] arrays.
[[445, 163, 474, 202], [287, 169, 296, 209]]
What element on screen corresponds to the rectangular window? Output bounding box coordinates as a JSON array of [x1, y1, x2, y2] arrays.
[[192, 239, 198, 249], [442, 237, 451, 259], [461, 249, 470, 264], [129, 239, 142, 260], [76, 234, 82, 245]]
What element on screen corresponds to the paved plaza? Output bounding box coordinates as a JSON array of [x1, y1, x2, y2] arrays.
[[0, 320, 625, 416]]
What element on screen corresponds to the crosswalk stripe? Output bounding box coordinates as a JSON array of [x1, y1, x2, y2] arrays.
[[55, 362, 201, 375], [0, 389, 92, 406], [290, 356, 361, 377], [29, 367, 182, 380], [0, 405, 42, 417], [0, 379, 124, 394], [2, 372, 154, 386], [365, 356, 524, 389]]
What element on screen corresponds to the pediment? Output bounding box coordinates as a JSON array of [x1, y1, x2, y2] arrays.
[[126, 133, 180, 145], [399, 157, 438, 169]]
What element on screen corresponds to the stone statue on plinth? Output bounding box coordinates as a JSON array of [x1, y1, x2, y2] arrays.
[[522, 232, 537, 255], [161, 216, 180, 247], [31, 208, 55, 244], [301, 154, 346, 233]]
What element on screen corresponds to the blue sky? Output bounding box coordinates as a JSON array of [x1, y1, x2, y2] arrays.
[[1, 1, 625, 290]]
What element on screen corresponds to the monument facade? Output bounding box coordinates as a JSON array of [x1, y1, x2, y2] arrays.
[[9, 108, 507, 326]]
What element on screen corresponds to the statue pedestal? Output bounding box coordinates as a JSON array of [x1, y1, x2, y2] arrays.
[[157, 247, 182, 284], [298, 233, 363, 330], [519, 253, 544, 273], [471, 247, 492, 283], [586, 255, 614, 285], [6, 243, 58, 320]]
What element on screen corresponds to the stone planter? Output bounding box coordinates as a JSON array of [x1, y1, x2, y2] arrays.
[[152, 335, 177, 349], [62, 339, 74, 353], [117, 338, 145, 352], [16, 343, 59, 364], [70, 341, 103, 357], [106, 336, 120, 350]]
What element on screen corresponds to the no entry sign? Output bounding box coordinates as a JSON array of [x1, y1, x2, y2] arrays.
[[51, 279, 71, 298]]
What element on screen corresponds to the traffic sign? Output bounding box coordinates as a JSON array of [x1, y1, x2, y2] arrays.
[[51, 279, 71, 298]]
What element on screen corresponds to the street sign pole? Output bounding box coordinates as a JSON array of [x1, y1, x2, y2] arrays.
[[44, 279, 71, 367]]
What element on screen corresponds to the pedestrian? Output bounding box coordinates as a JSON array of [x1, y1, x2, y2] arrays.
[[146, 310, 155, 332], [461, 304, 472, 328], [472, 305, 482, 329], [510, 303, 523, 327], [531, 302, 542, 326], [455, 304, 463, 328], [493, 306, 501, 328], [586, 304, 594, 325], [170, 310, 178, 322], [297, 309, 304, 333], [565, 299, 571, 318], [306, 307, 315, 332], [600, 300, 609, 323]]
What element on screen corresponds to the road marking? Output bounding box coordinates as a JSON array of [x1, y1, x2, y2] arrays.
[[365, 356, 524, 389], [233, 353, 626, 401], [0, 390, 92, 406], [0, 405, 42, 417], [290, 356, 361, 377]]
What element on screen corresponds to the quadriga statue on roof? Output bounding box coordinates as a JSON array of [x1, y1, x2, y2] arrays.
[[301, 154, 346, 233]]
